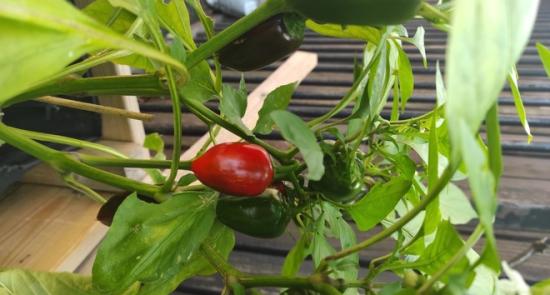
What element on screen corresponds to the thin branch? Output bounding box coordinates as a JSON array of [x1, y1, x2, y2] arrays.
[[509, 237, 548, 268], [36, 96, 153, 121]]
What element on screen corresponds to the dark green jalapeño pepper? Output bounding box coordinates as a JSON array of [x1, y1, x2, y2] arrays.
[[216, 195, 291, 238], [285, 0, 422, 26], [218, 13, 305, 71], [309, 143, 366, 203]]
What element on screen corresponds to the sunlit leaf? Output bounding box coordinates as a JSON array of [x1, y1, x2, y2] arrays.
[[402, 27, 427, 68], [415, 221, 469, 276], [396, 44, 414, 111], [439, 183, 477, 225], [0, 269, 139, 295], [271, 110, 324, 181], [155, 0, 196, 50], [306, 20, 380, 43], [532, 278, 550, 295], [179, 60, 218, 103], [84, 0, 136, 33], [424, 116, 441, 235], [507, 67, 533, 143], [254, 83, 297, 135], [536, 42, 550, 78], [435, 61, 446, 105], [348, 177, 412, 231], [0, 0, 185, 106], [446, 0, 539, 144], [137, 222, 234, 295], [219, 82, 248, 131], [93, 192, 217, 293], [282, 234, 310, 276]]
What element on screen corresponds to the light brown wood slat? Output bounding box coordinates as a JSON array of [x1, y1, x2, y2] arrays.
[[0, 184, 107, 271]]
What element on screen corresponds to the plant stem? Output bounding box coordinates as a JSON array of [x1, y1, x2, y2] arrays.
[[78, 154, 192, 170], [388, 106, 441, 125], [35, 96, 153, 121], [318, 164, 458, 267], [0, 123, 163, 200], [63, 174, 107, 204], [11, 127, 127, 158], [199, 244, 241, 277], [185, 0, 289, 69], [418, 224, 484, 294], [238, 275, 342, 295], [11, 74, 167, 104], [417, 1, 450, 24]]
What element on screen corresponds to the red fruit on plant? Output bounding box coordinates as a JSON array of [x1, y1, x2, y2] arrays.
[[191, 143, 274, 196]]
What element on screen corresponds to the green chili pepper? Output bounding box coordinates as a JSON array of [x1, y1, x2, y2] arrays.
[[285, 0, 422, 26], [216, 194, 291, 238], [309, 143, 366, 203], [218, 13, 305, 71]]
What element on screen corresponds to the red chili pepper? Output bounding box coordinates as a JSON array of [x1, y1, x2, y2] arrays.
[[191, 143, 274, 196]]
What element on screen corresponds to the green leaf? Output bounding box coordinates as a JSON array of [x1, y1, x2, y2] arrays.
[[143, 133, 166, 185], [397, 44, 414, 112], [0, 0, 186, 106], [137, 222, 234, 295], [254, 83, 297, 135], [439, 183, 477, 225], [415, 221, 469, 276], [402, 27, 427, 68], [507, 67, 533, 143], [282, 234, 310, 276], [435, 61, 446, 106], [348, 177, 412, 231], [312, 231, 335, 267], [113, 52, 157, 72], [486, 103, 503, 182], [219, 83, 248, 131], [176, 174, 197, 187], [0, 14, 95, 106], [457, 122, 500, 271], [322, 203, 359, 287], [143, 133, 164, 154], [532, 278, 550, 295], [271, 110, 324, 181], [83, 0, 136, 34], [537, 42, 550, 78], [179, 60, 218, 103], [155, 0, 196, 50], [424, 116, 441, 235], [0, 269, 140, 295], [368, 40, 397, 118], [92, 192, 217, 293], [445, 0, 539, 148], [306, 20, 380, 43]]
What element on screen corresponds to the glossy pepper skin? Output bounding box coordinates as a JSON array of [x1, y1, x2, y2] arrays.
[[309, 144, 366, 203], [218, 13, 305, 71], [285, 0, 422, 26], [191, 143, 274, 196], [216, 195, 291, 238]]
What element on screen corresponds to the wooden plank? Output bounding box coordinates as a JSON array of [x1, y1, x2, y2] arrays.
[[0, 184, 106, 271]]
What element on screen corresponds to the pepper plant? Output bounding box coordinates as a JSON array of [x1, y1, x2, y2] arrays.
[[1, 0, 550, 294]]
